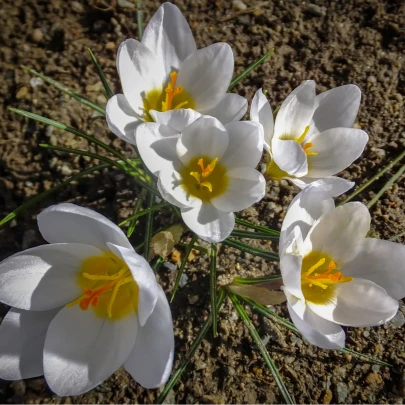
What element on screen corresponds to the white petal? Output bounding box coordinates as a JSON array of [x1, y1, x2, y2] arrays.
[[306, 202, 370, 264], [150, 109, 202, 132], [291, 176, 354, 192], [306, 128, 368, 177], [250, 88, 274, 151], [106, 94, 140, 145], [308, 278, 399, 327], [38, 203, 133, 251], [176, 116, 228, 165], [0, 244, 101, 310], [107, 243, 158, 327], [181, 204, 235, 243], [44, 305, 137, 396], [117, 39, 165, 113], [280, 252, 304, 300], [141, 3, 196, 72], [211, 167, 265, 212], [274, 80, 316, 139], [286, 293, 345, 349], [177, 43, 234, 111], [158, 166, 202, 209], [0, 307, 59, 380], [311, 85, 361, 133], [343, 238, 405, 300], [203, 94, 248, 124], [221, 121, 264, 169], [136, 123, 179, 175], [124, 285, 174, 388], [272, 138, 308, 176]]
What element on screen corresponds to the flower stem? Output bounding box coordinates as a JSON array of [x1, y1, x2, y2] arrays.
[[143, 192, 155, 261], [231, 229, 280, 240], [210, 243, 218, 338], [119, 202, 170, 226]]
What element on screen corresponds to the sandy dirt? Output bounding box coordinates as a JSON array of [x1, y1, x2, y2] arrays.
[[0, 0, 404, 403]]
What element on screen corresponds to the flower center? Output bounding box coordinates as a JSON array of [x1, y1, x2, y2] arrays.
[[142, 71, 195, 122], [180, 155, 228, 202], [67, 253, 139, 320], [279, 125, 318, 156], [301, 251, 352, 305]]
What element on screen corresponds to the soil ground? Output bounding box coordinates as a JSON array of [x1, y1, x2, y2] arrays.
[[0, 0, 405, 403]]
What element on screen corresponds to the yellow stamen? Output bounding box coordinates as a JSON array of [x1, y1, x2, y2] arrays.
[[200, 181, 213, 192], [107, 276, 133, 318], [306, 258, 326, 276], [302, 142, 318, 156], [161, 71, 188, 112], [82, 266, 128, 281], [295, 125, 311, 144], [190, 171, 201, 182]]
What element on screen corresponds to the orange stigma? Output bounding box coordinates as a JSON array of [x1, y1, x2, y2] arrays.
[[302, 258, 351, 289], [190, 157, 219, 192], [161, 71, 188, 112]]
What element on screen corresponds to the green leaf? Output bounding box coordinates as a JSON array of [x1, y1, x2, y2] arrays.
[[156, 289, 226, 404], [9, 108, 129, 164], [39, 144, 124, 171], [223, 238, 279, 261], [231, 229, 280, 240], [228, 291, 295, 404], [367, 160, 405, 209], [228, 49, 274, 91], [88, 48, 114, 100], [233, 274, 282, 285], [119, 202, 170, 226], [21, 65, 105, 115], [235, 218, 280, 235], [339, 148, 405, 205], [171, 233, 198, 302], [240, 296, 393, 368], [0, 163, 110, 226], [389, 230, 405, 242]]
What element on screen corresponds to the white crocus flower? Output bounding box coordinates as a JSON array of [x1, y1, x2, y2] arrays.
[[136, 109, 266, 243], [250, 81, 369, 188], [106, 2, 247, 145], [0, 204, 174, 396], [279, 179, 405, 349]]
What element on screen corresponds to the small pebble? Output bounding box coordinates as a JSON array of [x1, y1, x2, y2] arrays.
[[117, 0, 135, 8], [31, 28, 43, 43], [365, 372, 383, 385], [188, 295, 199, 305], [335, 382, 349, 403], [105, 42, 115, 51], [71, 1, 84, 12], [363, 330, 370, 338], [60, 164, 73, 176], [367, 75, 377, 83], [163, 261, 176, 271], [179, 273, 188, 288], [16, 86, 30, 100], [232, 0, 247, 10], [305, 3, 326, 17], [29, 77, 44, 89]]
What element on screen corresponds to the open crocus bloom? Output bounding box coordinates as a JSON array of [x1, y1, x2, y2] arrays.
[[0, 204, 174, 396], [279, 179, 405, 349], [136, 109, 266, 242], [250, 81, 369, 188], [106, 2, 247, 145]]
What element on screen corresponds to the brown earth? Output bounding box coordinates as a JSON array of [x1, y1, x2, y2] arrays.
[[0, 0, 405, 403]]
